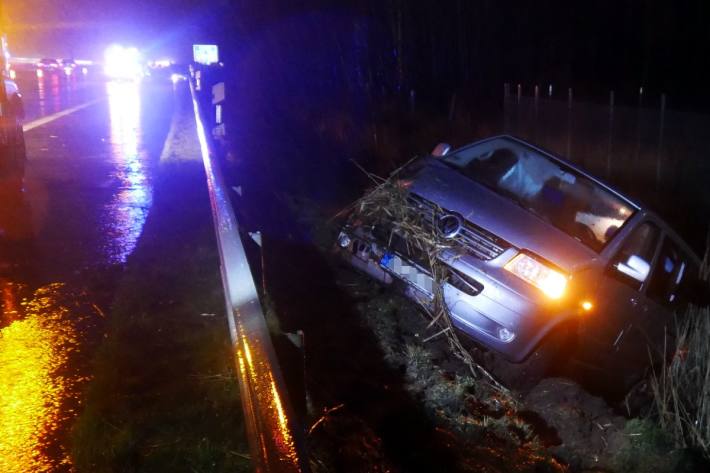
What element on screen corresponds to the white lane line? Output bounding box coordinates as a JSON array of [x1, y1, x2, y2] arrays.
[[22, 98, 104, 132]]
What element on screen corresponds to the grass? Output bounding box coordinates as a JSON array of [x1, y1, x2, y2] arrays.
[[360, 289, 525, 439], [610, 418, 707, 473], [70, 163, 250, 472], [352, 280, 564, 472], [641, 245, 710, 473], [648, 246, 710, 462], [650, 304, 710, 459], [611, 418, 674, 472]]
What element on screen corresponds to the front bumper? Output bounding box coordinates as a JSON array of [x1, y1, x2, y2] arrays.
[[337, 226, 565, 362]]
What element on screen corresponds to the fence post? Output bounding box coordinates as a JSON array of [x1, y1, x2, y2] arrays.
[[533, 85, 539, 141], [565, 87, 572, 160], [634, 86, 644, 174], [448, 92, 457, 121], [503, 83, 510, 133], [607, 90, 615, 178], [516, 83, 522, 135], [656, 93, 666, 189]]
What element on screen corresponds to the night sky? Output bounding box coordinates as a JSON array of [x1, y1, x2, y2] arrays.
[[3, 1, 710, 109]]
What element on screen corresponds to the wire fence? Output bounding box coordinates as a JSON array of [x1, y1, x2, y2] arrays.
[[503, 84, 710, 249]]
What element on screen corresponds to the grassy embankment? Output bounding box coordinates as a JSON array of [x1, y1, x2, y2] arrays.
[[70, 157, 250, 472]]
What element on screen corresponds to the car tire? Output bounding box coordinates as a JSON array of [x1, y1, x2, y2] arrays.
[[486, 322, 576, 392]]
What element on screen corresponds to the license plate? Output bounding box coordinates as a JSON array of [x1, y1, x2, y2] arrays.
[[380, 252, 433, 294]]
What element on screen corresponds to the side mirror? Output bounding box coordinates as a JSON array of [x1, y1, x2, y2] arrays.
[[615, 254, 650, 283], [431, 143, 452, 157]]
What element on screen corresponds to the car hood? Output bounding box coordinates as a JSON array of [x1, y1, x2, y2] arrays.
[[406, 159, 598, 272]]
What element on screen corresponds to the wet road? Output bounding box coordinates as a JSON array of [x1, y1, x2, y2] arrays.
[[20, 68, 103, 125], [0, 70, 182, 471]]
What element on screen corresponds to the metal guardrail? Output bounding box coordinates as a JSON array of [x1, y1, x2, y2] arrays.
[[189, 77, 308, 473]]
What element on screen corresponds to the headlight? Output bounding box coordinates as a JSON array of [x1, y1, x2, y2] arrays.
[[504, 253, 567, 299]]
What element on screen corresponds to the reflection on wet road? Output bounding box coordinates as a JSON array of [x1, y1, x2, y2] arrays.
[[1, 73, 177, 470], [22, 70, 102, 123], [0, 282, 95, 472], [104, 81, 152, 263]]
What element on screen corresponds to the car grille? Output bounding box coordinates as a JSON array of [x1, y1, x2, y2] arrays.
[[407, 194, 509, 261]]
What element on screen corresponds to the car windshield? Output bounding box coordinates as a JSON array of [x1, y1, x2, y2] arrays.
[[442, 138, 636, 251]]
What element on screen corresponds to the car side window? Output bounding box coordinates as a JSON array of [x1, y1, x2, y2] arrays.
[[647, 237, 695, 308], [609, 221, 660, 291]]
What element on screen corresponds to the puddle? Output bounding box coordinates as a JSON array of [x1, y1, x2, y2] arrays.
[[0, 280, 101, 472]]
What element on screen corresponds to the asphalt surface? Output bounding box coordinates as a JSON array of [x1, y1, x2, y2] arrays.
[[0, 70, 183, 471]]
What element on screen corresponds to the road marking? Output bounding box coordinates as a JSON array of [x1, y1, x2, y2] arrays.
[[22, 99, 103, 132]]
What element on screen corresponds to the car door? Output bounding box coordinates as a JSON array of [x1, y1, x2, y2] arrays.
[[578, 220, 662, 377], [640, 235, 699, 364]]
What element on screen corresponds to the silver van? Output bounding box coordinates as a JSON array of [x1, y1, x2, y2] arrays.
[[338, 136, 702, 385]]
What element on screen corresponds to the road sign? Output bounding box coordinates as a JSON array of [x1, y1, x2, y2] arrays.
[[193, 44, 219, 65]]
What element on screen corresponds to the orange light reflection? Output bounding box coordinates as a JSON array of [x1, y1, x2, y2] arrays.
[[0, 283, 86, 472], [237, 329, 300, 469]]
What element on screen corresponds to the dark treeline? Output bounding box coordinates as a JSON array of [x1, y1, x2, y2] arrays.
[[205, 0, 710, 112]]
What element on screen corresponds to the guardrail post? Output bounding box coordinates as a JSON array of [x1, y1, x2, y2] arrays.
[[212, 81, 226, 141]]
